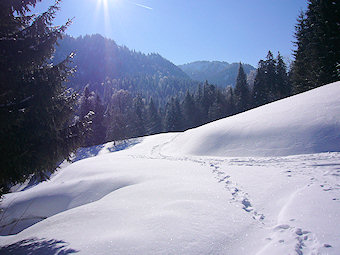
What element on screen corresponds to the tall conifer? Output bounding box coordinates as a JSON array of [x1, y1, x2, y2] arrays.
[[292, 0, 340, 94], [234, 63, 250, 113], [0, 0, 87, 194]]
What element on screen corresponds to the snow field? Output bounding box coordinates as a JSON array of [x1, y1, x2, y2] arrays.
[[1, 82, 340, 254]]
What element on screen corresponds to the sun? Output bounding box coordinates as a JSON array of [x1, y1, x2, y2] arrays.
[[96, 0, 109, 10], [94, 0, 114, 35]]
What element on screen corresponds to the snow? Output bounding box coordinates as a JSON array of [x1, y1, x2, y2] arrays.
[[162, 81, 340, 157], [1, 82, 340, 254]]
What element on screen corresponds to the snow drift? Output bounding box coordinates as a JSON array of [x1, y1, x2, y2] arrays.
[[0, 82, 340, 255], [163, 81, 340, 157]]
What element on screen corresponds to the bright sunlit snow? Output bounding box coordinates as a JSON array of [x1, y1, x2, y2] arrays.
[[0, 82, 340, 254]]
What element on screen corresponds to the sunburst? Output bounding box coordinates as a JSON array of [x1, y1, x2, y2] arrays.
[[94, 0, 113, 35]]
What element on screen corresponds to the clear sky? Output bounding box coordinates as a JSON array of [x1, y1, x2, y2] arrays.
[[34, 0, 308, 67]]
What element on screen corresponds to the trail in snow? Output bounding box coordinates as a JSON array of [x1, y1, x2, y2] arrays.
[[2, 133, 339, 254], [142, 134, 340, 254]]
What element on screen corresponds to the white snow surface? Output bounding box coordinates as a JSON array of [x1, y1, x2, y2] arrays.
[[1, 82, 340, 254], [163, 81, 340, 157]]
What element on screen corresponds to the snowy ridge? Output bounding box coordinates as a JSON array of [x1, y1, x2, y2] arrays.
[[162, 81, 340, 157], [0, 82, 340, 254]]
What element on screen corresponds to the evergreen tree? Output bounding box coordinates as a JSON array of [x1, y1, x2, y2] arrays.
[[208, 90, 227, 122], [131, 94, 146, 137], [234, 63, 250, 113], [164, 97, 184, 132], [291, 0, 340, 94], [106, 90, 133, 141], [252, 52, 291, 108], [252, 60, 268, 107], [208, 101, 222, 122], [264, 51, 277, 102], [91, 95, 106, 145], [275, 53, 291, 99], [146, 98, 162, 135], [173, 98, 184, 131], [79, 85, 92, 119], [182, 91, 198, 129], [164, 99, 176, 132], [194, 84, 205, 125], [225, 86, 236, 116], [201, 81, 216, 122], [0, 0, 87, 194]]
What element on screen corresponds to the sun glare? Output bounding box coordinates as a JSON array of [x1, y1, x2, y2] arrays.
[[94, 0, 114, 35]]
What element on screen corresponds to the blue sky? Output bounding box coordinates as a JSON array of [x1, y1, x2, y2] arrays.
[[34, 0, 308, 67]]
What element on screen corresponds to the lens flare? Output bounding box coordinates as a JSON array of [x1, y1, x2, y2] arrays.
[[95, 0, 112, 35]]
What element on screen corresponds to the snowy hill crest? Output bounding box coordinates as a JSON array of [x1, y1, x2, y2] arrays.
[[163, 81, 340, 157]]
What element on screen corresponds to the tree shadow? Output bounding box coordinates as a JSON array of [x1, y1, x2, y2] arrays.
[[0, 238, 79, 255], [72, 138, 142, 162]]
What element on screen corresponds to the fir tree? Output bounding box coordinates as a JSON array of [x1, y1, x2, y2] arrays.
[[0, 0, 88, 194], [106, 90, 133, 141], [275, 53, 291, 99], [164, 97, 184, 132], [225, 86, 236, 116], [234, 63, 250, 113], [252, 60, 268, 107], [182, 91, 198, 129], [201, 81, 216, 122], [146, 98, 162, 135], [291, 0, 340, 94], [208, 90, 227, 122], [131, 94, 146, 137], [91, 95, 106, 145], [79, 85, 92, 120], [264, 51, 277, 102], [252, 52, 291, 108]]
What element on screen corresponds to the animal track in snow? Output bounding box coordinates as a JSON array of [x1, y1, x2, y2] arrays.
[[261, 223, 332, 255], [209, 162, 265, 223]]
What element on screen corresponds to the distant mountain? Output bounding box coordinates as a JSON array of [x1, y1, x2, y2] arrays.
[[179, 61, 256, 88], [54, 34, 195, 104]]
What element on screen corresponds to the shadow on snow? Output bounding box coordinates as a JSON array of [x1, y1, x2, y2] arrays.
[[0, 238, 79, 255], [72, 138, 142, 162]]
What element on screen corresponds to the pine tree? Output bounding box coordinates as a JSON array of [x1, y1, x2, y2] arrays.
[[91, 95, 106, 145], [291, 0, 340, 94], [131, 94, 146, 137], [275, 53, 291, 99], [79, 85, 92, 119], [201, 81, 216, 122], [225, 86, 236, 116], [252, 52, 291, 108], [0, 0, 88, 194], [252, 60, 268, 107], [106, 90, 133, 141], [182, 91, 198, 129], [146, 98, 162, 135], [208, 90, 227, 122], [164, 97, 184, 132], [234, 63, 250, 113], [194, 84, 205, 125], [265, 51, 277, 102], [164, 99, 176, 132]]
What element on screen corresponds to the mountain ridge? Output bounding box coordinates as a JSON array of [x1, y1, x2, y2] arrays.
[[179, 60, 256, 87]]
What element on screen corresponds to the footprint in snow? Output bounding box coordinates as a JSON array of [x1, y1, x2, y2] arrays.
[[209, 163, 265, 223], [241, 198, 253, 212], [267, 224, 328, 255], [218, 175, 230, 183]]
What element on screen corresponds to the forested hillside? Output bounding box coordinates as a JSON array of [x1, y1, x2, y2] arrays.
[[179, 61, 256, 88], [54, 34, 197, 105]]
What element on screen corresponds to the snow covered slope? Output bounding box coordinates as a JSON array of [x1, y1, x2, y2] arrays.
[[163, 81, 340, 157], [0, 82, 340, 255]]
